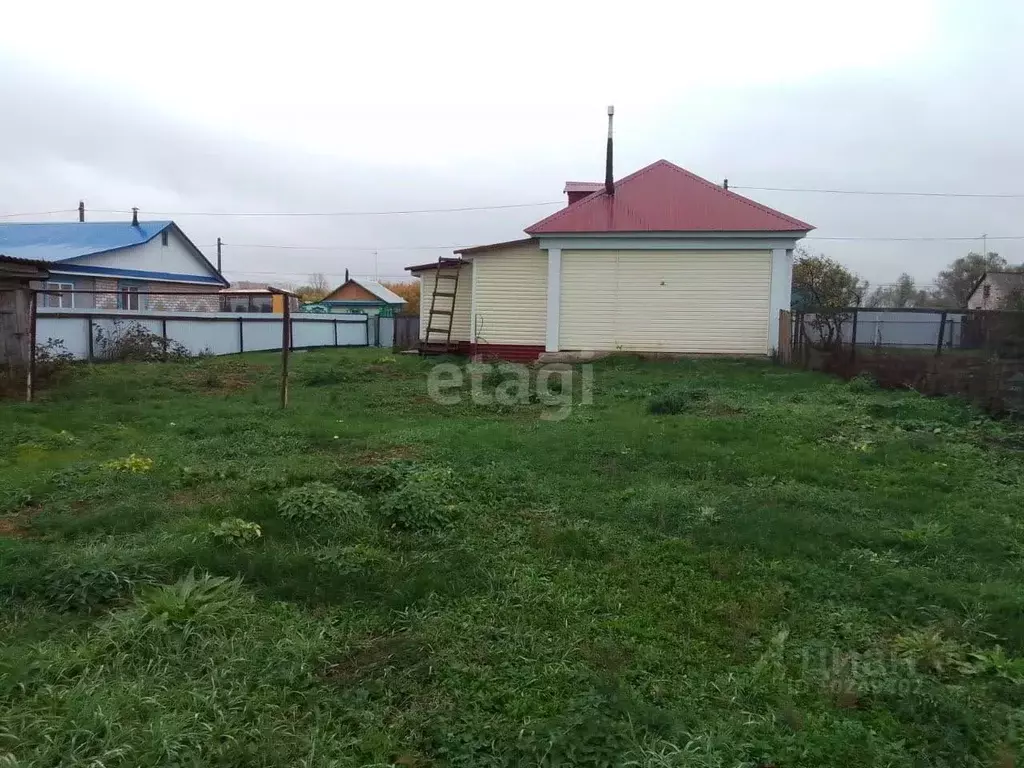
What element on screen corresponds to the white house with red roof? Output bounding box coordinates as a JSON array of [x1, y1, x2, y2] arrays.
[[408, 159, 812, 360]]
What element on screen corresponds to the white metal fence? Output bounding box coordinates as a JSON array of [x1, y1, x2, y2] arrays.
[[36, 308, 395, 360]]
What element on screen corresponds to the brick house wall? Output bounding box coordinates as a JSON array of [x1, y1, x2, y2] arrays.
[[146, 282, 220, 312], [93, 279, 219, 312]]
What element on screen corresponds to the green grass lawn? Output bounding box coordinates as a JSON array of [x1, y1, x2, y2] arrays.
[[1, 350, 1023, 767]]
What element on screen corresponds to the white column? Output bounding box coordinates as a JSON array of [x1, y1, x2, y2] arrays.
[[545, 248, 561, 352], [469, 260, 478, 343], [767, 247, 792, 352]]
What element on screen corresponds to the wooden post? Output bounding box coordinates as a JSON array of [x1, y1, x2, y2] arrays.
[[849, 308, 859, 362], [87, 316, 95, 361], [238, 317, 244, 353], [936, 311, 947, 356], [161, 318, 168, 361], [778, 310, 792, 364], [26, 290, 37, 403], [280, 294, 291, 409], [333, 318, 338, 347]]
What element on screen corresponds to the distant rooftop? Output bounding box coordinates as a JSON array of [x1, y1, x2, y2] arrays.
[[0, 221, 174, 262]]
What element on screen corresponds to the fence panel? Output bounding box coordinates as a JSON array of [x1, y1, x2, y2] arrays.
[[35, 309, 381, 359], [788, 308, 1024, 416], [166, 318, 240, 356], [393, 315, 420, 350]]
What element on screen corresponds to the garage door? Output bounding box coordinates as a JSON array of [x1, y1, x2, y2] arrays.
[[559, 250, 772, 354]]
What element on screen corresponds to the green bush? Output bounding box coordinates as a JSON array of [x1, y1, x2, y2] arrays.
[[209, 517, 263, 546], [277, 482, 366, 525], [44, 566, 148, 612], [336, 460, 419, 495], [379, 466, 458, 532], [847, 372, 877, 393], [648, 388, 709, 415], [135, 570, 242, 627]]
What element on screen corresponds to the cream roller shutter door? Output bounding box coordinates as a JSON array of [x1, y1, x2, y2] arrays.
[[559, 250, 772, 354]]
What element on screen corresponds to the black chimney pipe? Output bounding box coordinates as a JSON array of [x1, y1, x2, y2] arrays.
[[605, 105, 615, 196], [78, 200, 85, 222], [131, 207, 139, 226]]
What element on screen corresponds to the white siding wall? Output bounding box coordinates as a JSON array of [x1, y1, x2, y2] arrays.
[[559, 250, 772, 354], [472, 243, 547, 345], [418, 263, 472, 341], [64, 228, 217, 281]]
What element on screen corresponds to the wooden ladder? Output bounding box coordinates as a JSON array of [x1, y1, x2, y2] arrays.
[[422, 257, 461, 353]]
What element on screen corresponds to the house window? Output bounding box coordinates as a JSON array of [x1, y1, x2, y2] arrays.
[[42, 281, 75, 308], [161, 230, 169, 246], [119, 286, 141, 311]]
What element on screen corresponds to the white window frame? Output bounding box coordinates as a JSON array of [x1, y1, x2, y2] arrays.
[[42, 281, 75, 309], [121, 286, 141, 311]]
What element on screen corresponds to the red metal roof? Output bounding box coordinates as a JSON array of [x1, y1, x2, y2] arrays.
[[526, 160, 813, 235]]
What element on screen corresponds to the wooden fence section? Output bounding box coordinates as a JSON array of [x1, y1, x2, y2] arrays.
[[0, 288, 32, 375], [393, 314, 420, 350], [777, 310, 792, 363]]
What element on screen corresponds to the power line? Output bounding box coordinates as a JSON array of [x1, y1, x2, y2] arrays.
[[0, 209, 78, 219], [219, 242, 457, 251], [735, 185, 1024, 199], [91, 201, 563, 218], [807, 235, 1024, 242], [208, 235, 1024, 252]]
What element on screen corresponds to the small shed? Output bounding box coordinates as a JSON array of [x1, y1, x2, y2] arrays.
[[1, 255, 50, 374]]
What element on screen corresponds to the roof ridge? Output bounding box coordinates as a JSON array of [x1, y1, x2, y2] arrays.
[[524, 159, 813, 234], [660, 161, 812, 230]]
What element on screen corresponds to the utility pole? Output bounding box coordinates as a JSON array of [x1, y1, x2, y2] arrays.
[[374, 250, 379, 281], [982, 233, 988, 257], [216, 237, 223, 273], [78, 201, 85, 222]]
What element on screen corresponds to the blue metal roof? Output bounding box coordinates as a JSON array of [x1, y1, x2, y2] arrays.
[[0, 221, 174, 262]]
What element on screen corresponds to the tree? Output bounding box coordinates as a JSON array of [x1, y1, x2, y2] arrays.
[[792, 250, 869, 349], [294, 272, 331, 302], [932, 252, 1011, 308], [792, 250, 868, 309], [864, 273, 931, 308], [381, 280, 420, 315]]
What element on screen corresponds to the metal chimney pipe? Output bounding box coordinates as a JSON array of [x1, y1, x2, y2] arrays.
[[605, 105, 615, 196], [131, 207, 139, 226]]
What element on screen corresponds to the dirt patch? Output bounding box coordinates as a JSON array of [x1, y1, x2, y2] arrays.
[[354, 445, 419, 465], [706, 402, 747, 418], [169, 490, 227, 508], [321, 634, 431, 685], [0, 515, 30, 538]]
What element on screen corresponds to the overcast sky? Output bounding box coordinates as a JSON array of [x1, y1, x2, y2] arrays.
[[1, 0, 1022, 288]]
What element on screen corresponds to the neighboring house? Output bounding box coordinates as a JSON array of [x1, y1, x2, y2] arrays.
[[310, 276, 407, 316], [0, 255, 51, 371], [219, 288, 300, 314], [966, 271, 1024, 310], [0, 217, 228, 312], [407, 159, 812, 360]]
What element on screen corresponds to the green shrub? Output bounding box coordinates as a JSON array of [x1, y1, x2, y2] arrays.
[[135, 570, 241, 626], [209, 517, 262, 546], [277, 482, 366, 525], [847, 372, 877, 393], [44, 566, 148, 612], [380, 466, 458, 532], [648, 388, 709, 415], [336, 460, 419, 495]]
